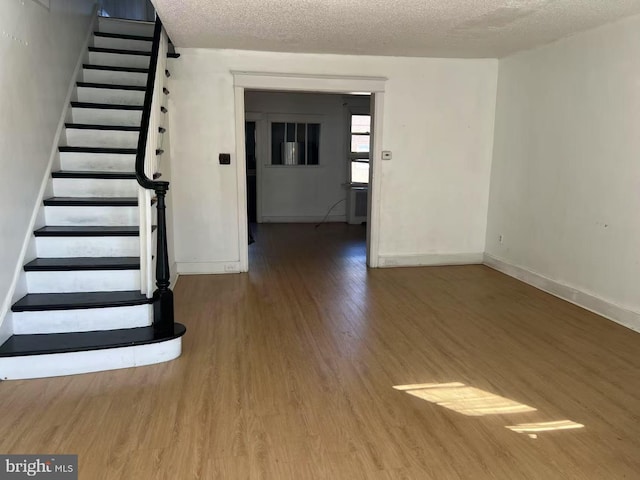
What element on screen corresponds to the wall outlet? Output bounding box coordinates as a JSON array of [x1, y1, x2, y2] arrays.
[[224, 264, 237, 272]]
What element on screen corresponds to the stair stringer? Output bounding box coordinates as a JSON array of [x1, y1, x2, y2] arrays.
[[0, 9, 99, 345]]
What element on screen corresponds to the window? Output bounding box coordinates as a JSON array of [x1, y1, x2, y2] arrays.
[[350, 115, 370, 184], [270, 122, 320, 165]]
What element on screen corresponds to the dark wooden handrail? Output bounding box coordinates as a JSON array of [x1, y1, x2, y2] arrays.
[[135, 16, 173, 333], [135, 17, 167, 191]]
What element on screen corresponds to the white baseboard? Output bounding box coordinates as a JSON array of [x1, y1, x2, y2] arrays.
[[483, 253, 640, 334], [0, 9, 98, 337], [176, 261, 241, 275], [378, 252, 484, 268], [260, 215, 346, 223]]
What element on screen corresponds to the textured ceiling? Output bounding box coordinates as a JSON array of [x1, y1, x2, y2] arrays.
[[152, 0, 640, 58]]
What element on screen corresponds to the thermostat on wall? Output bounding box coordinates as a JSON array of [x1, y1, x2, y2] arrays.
[[382, 151, 392, 160]]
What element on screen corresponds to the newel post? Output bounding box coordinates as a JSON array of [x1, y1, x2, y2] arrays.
[[153, 183, 174, 332]]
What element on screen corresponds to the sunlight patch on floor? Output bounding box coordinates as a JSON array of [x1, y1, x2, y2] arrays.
[[394, 382, 585, 437], [393, 382, 536, 416], [506, 420, 584, 434]]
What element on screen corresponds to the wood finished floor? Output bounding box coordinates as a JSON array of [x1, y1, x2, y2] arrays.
[[1, 223, 639, 479]]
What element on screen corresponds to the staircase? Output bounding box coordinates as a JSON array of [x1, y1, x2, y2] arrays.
[[0, 16, 185, 380]]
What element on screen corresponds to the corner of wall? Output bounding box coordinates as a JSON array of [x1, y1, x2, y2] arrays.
[[483, 17, 640, 332], [482, 58, 502, 255]]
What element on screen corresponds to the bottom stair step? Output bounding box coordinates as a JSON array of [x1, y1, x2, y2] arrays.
[[0, 324, 186, 380], [0, 324, 186, 357]]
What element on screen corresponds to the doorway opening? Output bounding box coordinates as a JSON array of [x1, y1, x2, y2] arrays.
[[233, 73, 386, 272], [242, 90, 373, 267]]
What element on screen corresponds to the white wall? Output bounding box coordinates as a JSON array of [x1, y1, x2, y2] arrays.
[[0, 0, 96, 333], [486, 14, 640, 329], [244, 91, 358, 222], [169, 49, 498, 273]]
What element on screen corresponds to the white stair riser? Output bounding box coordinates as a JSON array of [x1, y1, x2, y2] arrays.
[[0, 337, 182, 380], [82, 69, 147, 86], [65, 129, 139, 148], [77, 87, 144, 105], [45, 206, 139, 226], [98, 18, 155, 37], [13, 305, 152, 334], [89, 51, 150, 69], [26, 269, 140, 293], [53, 178, 138, 198], [60, 152, 136, 172], [66, 128, 139, 148], [93, 36, 152, 52], [36, 236, 139, 258], [71, 107, 142, 126]]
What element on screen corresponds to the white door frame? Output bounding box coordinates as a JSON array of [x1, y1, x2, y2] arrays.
[[233, 72, 386, 271]]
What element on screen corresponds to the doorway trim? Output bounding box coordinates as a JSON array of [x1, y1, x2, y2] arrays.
[[233, 72, 387, 271]]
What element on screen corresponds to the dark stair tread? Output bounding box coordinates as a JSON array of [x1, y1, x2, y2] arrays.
[[52, 171, 136, 179], [83, 64, 149, 73], [24, 257, 140, 272], [96, 16, 154, 24], [11, 290, 151, 312], [76, 82, 146, 91], [43, 197, 138, 206], [0, 324, 186, 357], [94, 31, 153, 42], [34, 226, 143, 237], [65, 123, 140, 131], [70, 102, 143, 110], [88, 47, 151, 56], [59, 147, 137, 154]]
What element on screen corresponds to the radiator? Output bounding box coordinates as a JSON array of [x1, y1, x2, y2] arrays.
[[348, 186, 368, 224]]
